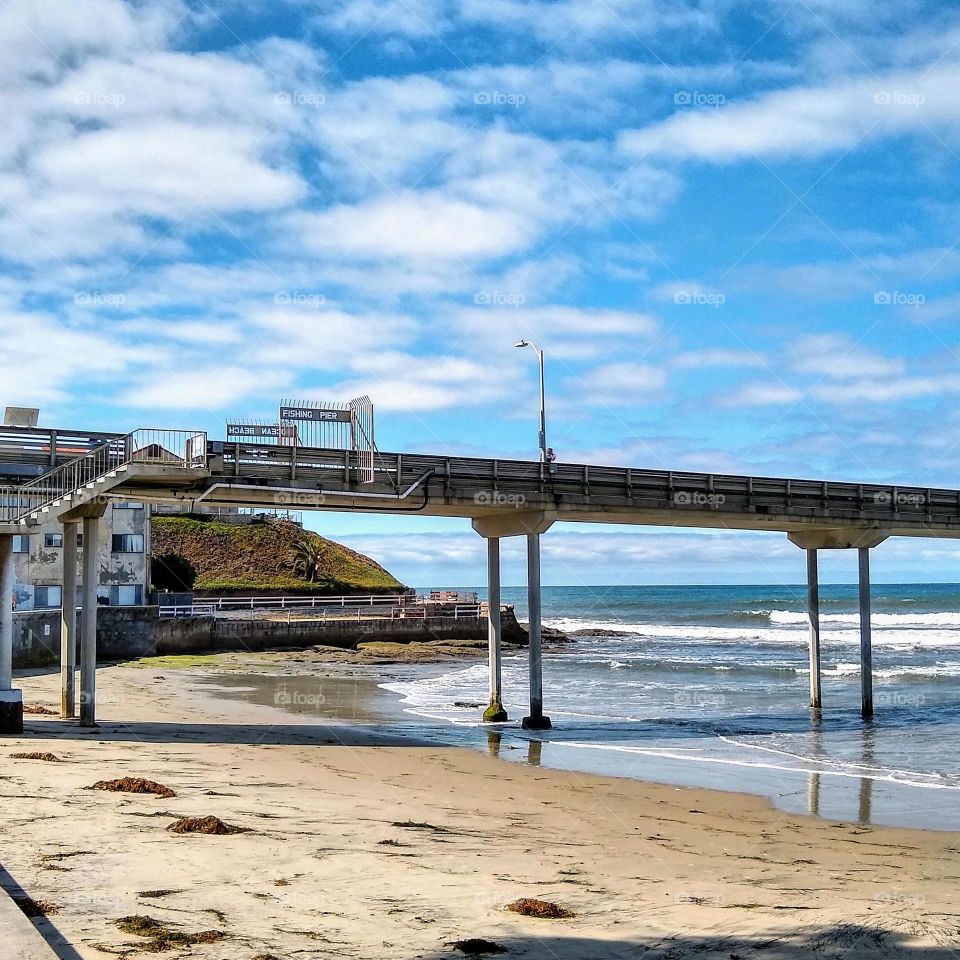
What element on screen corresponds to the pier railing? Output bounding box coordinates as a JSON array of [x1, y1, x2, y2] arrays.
[[0, 428, 206, 524], [214, 440, 960, 526], [158, 592, 489, 621]]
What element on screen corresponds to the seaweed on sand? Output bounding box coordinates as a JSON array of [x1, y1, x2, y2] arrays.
[[14, 897, 59, 918], [10, 752, 61, 762], [505, 898, 574, 919], [167, 815, 248, 835], [451, 938, 508, 954], [115, 915, 225, 951], [90, 777, 176, 799]]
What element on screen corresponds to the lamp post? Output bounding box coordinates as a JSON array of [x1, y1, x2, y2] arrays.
[[515, 339, 548, 462]]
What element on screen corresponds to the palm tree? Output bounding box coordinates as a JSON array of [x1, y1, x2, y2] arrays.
[[291, 535, 325, 584]]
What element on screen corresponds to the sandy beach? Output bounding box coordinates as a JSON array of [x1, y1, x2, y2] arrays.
[[2, 660, 959, 959]]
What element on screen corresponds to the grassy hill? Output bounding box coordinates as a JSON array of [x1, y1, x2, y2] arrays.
[[151, 515, 405, 595]]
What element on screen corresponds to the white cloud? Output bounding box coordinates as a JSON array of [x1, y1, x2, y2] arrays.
[[123, 365, 288, 410], [0, 309, 133, 405], [620, 64, 960, 163], [672, 349, 767, 369], [39, 124, 303, 218], [790, 334, 905, 379], [293, 192, 535, 262], [331, 353, 512, 411], [812, 375, 960, 405], [573, 362, 668, 404], [250, 308, 417, 369], [721, 383, 804, 407], [318, 0, 718, 43]]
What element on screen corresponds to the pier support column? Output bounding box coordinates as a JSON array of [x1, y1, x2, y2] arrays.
[[482, 537, 508, 723], [806, 549, 822, 710], [79, 515, 99, 727], [522, 533, 551, 730], [858, 547, 873, 720], [61, 521, 78, 719], [0, 535, 23, 734]]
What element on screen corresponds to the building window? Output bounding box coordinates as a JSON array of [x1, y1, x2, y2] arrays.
[[109, 585, 143, 606], [12, 535, 29, 553], [34, 585, 62, 609], [111, 534, 144, 553], [77, 533, 83, 548], [44, 533, 63, 548], [113, 502, 144, 510]]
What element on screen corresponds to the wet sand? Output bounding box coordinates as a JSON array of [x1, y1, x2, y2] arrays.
[[1, 662, 959, 959]]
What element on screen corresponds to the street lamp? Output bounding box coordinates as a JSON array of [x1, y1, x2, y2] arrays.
[[514, 339, 550, 463]]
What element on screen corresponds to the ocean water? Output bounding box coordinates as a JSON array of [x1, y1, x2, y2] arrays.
[[382, 584, 960, 830]]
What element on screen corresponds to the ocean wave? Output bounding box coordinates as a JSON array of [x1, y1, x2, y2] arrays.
[[769, 610, 960, 627], [544, 617, 960, 648]]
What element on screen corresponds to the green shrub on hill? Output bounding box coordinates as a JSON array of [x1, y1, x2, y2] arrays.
[[150, 515, 404, 595]]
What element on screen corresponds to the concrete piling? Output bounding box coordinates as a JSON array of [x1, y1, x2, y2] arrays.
[[806, 549, 822, 710], [858, 547, 873, 719], [0, 535, 23, 734], [483, 537, 507, 722], [79, 515, 99, 727], [61, 521, 78, 719], [522, 532, 551, 730]]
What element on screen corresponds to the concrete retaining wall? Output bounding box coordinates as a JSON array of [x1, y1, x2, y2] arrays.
[[12, 606, 526, 668]]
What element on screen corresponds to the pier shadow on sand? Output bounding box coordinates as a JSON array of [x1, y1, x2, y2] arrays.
[[18, 717, 437, 748], [420, 928, 959, 959], [0, 862, 84, 960]]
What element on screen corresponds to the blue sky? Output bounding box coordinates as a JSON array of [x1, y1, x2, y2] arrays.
[[3, 0, 960, 586]]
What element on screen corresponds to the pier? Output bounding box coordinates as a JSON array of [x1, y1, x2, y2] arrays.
[[3, 423, 960, 731]]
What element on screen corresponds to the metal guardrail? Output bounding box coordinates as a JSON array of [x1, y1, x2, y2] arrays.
[[0, 428, 206, 525], [188, 592, 417, 611], [158, 596, 487, 621], [0, 425, 123, 474], [214, 441, 960, 526]]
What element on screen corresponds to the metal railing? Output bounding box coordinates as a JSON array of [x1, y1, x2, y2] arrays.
[[159, 601, 488, 622], [156, 591, 490, 622], [214, 440, 960, 529], [0, 428, 206, 524], [188, 591, 416, 611]]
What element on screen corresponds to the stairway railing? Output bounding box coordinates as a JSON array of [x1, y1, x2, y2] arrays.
[[0, 428, 206, 524]]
